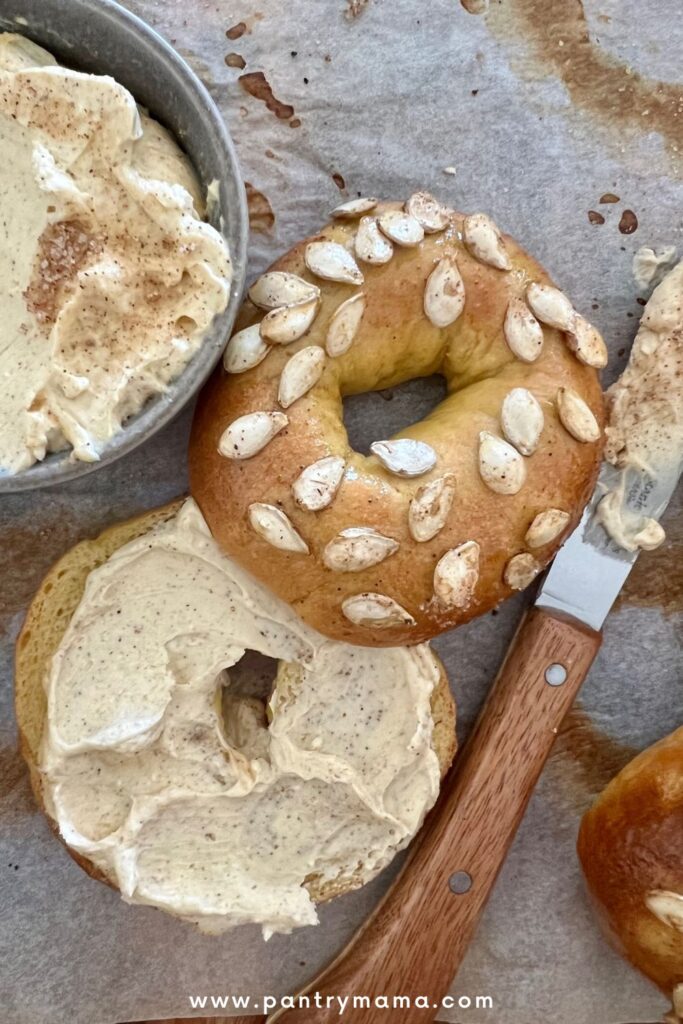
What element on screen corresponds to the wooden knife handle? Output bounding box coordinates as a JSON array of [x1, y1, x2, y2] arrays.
[[268, 607, 601, 1023]]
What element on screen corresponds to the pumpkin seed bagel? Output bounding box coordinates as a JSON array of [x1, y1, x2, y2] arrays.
[[190, 194, 605, 646], [577, 728, 683, 1021], [16, 498, 455, 934]]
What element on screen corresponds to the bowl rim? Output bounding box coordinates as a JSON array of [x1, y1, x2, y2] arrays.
[[0, 0, 249, 493]]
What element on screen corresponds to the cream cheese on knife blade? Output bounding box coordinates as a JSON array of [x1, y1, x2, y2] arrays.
[[597, 261, 683, 552], [40, 499, 441, 937], [0, 33, 231, 475]]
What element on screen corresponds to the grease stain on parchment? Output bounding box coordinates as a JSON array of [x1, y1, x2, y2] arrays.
[[547, 508, 681, 811], [239, 71, 295, 120], [615, 508, 682, 617], [618, 208, 639, 234], [226, 13, 263, 40], [548, 702, 637, 813], [460, 0, 488, 14], [226, 21, 247, 40], [486, 0, 683, 174], [0, 747, 26, 800], [245, 183, 275, 233], [0, 514, 73, 638], [345, 0, 370, 19]]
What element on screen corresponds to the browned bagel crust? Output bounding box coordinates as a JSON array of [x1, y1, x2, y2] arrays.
[[190, 202, 604, 646], [577, 727, 683, 1000]]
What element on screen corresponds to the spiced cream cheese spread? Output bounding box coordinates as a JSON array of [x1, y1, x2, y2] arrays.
[[597, 261, 683, 551], [40, 499, 441, 936], [0, 34, 231, 475]]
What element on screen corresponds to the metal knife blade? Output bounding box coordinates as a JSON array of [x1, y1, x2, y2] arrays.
[[538, 259, 683, 632], [536, 458, 680, 632]]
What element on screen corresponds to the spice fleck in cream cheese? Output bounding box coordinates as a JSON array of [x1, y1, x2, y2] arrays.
[[0, 34, 231, 475], [40, 500, 441, 936], [597, 261, 683, 552]]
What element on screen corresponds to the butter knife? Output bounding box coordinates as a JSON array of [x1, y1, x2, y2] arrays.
[[267, 438, 681, 1022]]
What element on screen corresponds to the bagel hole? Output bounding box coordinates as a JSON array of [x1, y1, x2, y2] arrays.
[[226, 649, 279, 701], [342, 374, 447, 454], [221, 650, 279, 753]]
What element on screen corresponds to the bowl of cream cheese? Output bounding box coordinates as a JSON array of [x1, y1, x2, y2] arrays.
[[0, 0, 248, 491]]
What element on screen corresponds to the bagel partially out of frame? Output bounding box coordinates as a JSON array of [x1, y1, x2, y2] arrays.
[[15, 499, 456, 908], [578, 727, 683, 1019], [190, 195, 605, 647]]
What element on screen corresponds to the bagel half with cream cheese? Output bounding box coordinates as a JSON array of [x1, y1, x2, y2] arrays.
[[190, 195, 605, 647], [15, 499, 456, 934], [577, 727, 683, 1021]]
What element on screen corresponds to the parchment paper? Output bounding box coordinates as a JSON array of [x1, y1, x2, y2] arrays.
[[1, 1, 682, 1021]]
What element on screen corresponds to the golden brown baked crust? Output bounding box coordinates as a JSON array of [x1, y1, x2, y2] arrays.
[[577, 727, 683, 1002], [15, 500, 456, 907], [189, 201, 604, 646]]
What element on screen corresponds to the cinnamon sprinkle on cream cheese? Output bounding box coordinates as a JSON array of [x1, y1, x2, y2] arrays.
[[597, 261, 683, 552], [0, 33, 231, 475]]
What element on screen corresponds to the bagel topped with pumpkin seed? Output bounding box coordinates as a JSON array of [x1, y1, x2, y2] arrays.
[[189, 194, 605, 646]]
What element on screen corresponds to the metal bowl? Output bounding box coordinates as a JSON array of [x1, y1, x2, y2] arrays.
[[0, 0, 248, 492]]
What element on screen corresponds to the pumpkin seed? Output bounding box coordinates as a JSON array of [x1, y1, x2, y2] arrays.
[[501, 387, 544, 456], [223, 323, 269, 373], [326, 292, 366, 356], [566, 314, 609, 369], [260, 296, 319, 345], [305, 240, 364, 284], [556, 387, 601, 443], [405, 191, 450, 233], [354, 216, 394, 264], [525, 508, 570, 548], [370, 438, 437, 477], [248, 503, 309, 553], [323, 527, 399, 572], [408, 473, 456, 542], [341, 593, 416, 628], [218, 411, 288, 460], [248, 271, 319, 311], [278, 346, 325, 409], [463, 212, 511, 270], [526, 282, 576, 332], [377, 210, 424, 247], [504, 553, 541, 590], [478, 431, 526, 494], [292, 456, 346, 511], [424, 256, 466, 328], [331, 197, 378, 219], [433, 541, 480, 608], [503, 297, 544, 362]]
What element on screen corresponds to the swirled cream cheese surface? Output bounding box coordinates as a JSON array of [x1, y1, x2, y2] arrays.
[[40, 499, 441, 936], [0, 33, 231, 475], [597, 261, 683, 551]]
